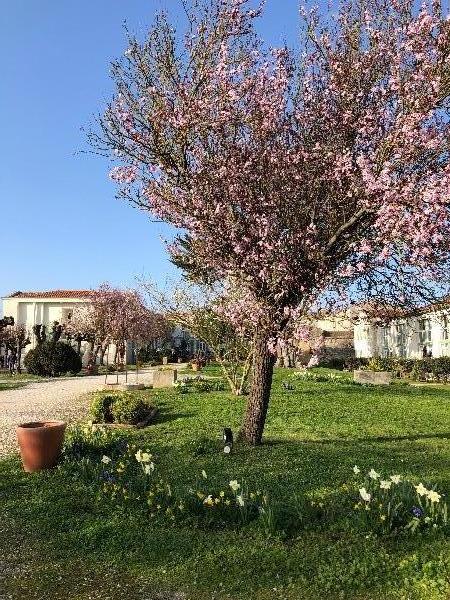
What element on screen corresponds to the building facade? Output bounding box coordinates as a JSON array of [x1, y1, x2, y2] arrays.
[[1, 290, 207, 367], [1, 290, 121, 366], [354, 306, 450, 359]]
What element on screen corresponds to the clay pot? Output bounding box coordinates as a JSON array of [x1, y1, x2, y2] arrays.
[[191, 362, 200, 372], [17, 421, 66, 473]]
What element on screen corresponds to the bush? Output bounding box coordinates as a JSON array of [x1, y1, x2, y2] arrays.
[[89, 391, 155, 425], [361, 357, 450, 381], [111, 393, 154, 425], [24, 341, 82, 376], [63, 422, 127, 463], [90, 393, 117, 423]]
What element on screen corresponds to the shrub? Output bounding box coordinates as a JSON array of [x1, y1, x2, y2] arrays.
[[63, 422, 127, 463], [111, 393, 154, 425], [90, 393, 117, 423], [24, 341, 82, 376]]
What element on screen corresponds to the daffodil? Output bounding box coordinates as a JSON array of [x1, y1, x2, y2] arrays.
[[368, 469, 380, 480], [203, 495, 214, 506], [236, 495, 245, 507], [101, 455, 111, 464], [219, 491, 225, 498], [390, 474, 401, 484], [380, 515, 386, 521], [380, 480, 392, 490], [229, 480, 240, 492], [201, 470, 207, 479], [427, 490, 441, 503], [415, 483, 428, 497], [359, 487, 371, 502], [353, 465, 360, 475]]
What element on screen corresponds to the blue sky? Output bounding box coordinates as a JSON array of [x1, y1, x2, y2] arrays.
[[0, 0, 300, 298]]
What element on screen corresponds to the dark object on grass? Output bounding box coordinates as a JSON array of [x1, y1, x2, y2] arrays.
[[223, 428, 233, 454]]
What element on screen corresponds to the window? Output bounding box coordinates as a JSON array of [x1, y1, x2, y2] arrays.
[[381, 326, 391, 358], [442, 315, 449, 341], [396, 323, 407, 357], [442, 314, 450, 356], [418, 318, 432, 357]]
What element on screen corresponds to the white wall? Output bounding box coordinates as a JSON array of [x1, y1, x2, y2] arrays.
[[354, 310, 450, 359]]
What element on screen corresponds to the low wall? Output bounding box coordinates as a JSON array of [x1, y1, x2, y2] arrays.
[[353, 370, 392, 385]]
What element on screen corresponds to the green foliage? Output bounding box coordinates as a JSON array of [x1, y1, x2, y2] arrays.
[[292, 369, 351, 384], [362, 356, 450, 381], [1, 369, 450, 600], [351, 469, 448, 535], [111, 393, 154, 425], [63, 423, 125, 465], [174, 375, 226, 394], [89, 391, 155, 425], [24, 341, 82, 376], [90, 393, 117, 423]]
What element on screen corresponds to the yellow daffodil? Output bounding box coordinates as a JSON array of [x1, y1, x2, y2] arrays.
[[415, 483, 428, 497]]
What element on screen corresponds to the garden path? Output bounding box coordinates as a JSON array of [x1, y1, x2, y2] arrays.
[[0, 365, 186, 456]]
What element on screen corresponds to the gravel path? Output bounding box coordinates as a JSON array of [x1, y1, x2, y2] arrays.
[[0, 367, 185, 457]]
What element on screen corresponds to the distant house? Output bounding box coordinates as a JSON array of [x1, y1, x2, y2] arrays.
[[1, 289, 118, 366], [1, 289, 206, 366], [353, 303, 450, 359]]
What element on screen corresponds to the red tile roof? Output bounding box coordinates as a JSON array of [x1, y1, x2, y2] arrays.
[[6, 290, 94, 299]]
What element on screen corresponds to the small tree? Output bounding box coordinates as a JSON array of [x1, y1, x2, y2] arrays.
[[143, 280, 253, 395], [93, 0, 450, 443], [1, 325, 31, 374]]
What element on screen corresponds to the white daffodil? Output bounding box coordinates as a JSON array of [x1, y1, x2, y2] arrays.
[[415, 483, 428, 497], [390, 475, 401, 484], [427, 490, 441, 503], [144, 463, 155, 475], [141, 452, 152, 463], [101, 455, 111, 464], [359, 487, 371, 502], [380, 480, 392, 490], [201, 470, 207, 479], [229, 480, 241, 492], [368, 469, 380, 480], [353, 465, 360, 475], [135, 450, 143, 463], [236, 495, 245, 507]]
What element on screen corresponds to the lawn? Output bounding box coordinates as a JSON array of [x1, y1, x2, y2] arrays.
[[1, 367, 449, 600]]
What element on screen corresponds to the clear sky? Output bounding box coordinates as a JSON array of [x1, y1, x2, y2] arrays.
[[0, 0, 300, 298]]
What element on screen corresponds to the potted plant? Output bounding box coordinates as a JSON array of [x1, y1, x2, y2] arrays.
[[17, 421, 66, 472]]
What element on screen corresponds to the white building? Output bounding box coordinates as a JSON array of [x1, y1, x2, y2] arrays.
[[1, 289, 206, 366], [354, 305, 450, 359], [1, 289, 119, 366]]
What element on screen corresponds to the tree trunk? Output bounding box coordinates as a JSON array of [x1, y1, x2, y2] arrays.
[[240, 330, 276, 445]]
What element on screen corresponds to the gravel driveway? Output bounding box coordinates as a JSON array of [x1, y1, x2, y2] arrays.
[[0, 367, 184, 457]]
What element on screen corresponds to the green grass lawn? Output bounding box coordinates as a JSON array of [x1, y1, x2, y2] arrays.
[[0, 381, 28, 391], [1, 368, 449, 600]]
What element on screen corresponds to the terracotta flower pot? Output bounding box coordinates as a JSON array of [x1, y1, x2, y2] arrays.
[[17, 421, 66, 473]]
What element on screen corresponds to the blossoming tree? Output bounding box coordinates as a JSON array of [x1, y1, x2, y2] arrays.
[[67, 285, 169, 367], [92, 0, 450, 444]]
